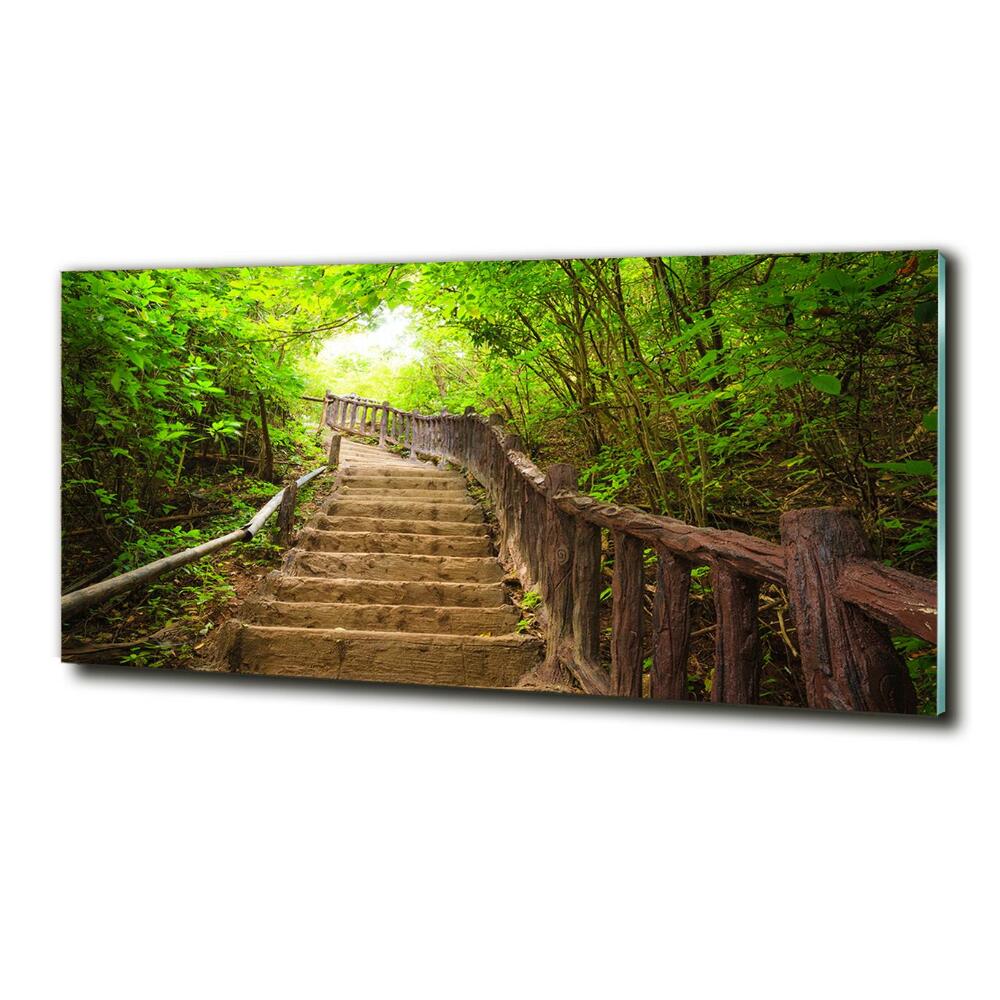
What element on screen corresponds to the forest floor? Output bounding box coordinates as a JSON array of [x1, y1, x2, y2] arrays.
[[61, 432, 331, 669]]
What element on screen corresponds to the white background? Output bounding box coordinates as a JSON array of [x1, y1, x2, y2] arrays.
[[2, 3, 996, 998]]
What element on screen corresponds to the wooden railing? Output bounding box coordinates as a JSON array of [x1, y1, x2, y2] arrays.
[[62, 466, 329, 621], [324, 392, 939, 713]]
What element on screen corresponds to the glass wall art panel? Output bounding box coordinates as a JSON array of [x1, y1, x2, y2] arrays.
[[61, 252, 944, 715]]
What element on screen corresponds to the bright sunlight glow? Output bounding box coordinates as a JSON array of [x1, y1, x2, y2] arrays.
[[318, 306, 421, 366]]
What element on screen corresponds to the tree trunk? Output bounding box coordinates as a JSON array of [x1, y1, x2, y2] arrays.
[[257, 390, 274, 482]]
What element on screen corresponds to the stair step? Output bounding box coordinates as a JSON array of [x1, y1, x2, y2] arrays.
[[296, 528, 491, 556], [200, 438, 535, 691], [261, 572, 509, 607], [216, 623, 541, 687], [340, 487, 474, 501], [323, 499, 483, 523], [244, 600, 521, 635], [284, 550, 504, 583], [343, 475, 466, 490], [342, 464, 456, 476], [311, 514, 488, 538]]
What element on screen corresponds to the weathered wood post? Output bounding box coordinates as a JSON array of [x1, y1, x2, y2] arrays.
[[539, 464, 578, 686], [318, 393, 330, 435], [611, 531, 645, 697], [650, 547, 692, 700], [349, 400, 358, 433], [277, 476, 298, 548], [498, 430, 523, 569], [710, 565, 761, 703], [327, 432, 341, 470], [572, 519, 603, 672], [548, 468, 608, 696], [437, 410, 448, 459], [780, 507, 917, 713], [379, 401, 390, 448], [463, 406, 477, 468]]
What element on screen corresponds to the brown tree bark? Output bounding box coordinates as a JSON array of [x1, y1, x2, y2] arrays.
[[257, 390, 274, 482], [780, 507, 917, 713], [650, 547, 691, 700], [611, 531, 645, 698]]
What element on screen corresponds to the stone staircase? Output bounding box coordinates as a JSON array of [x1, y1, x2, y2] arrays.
[[206, 439, 542, 688]]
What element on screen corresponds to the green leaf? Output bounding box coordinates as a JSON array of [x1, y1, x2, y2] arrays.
[[914, 299, 936, 324], [773, 367, 804, 388], [815, 270, 860, 294], [109, 368, 122, 392], [810, 373, 842, 395], [922, 410, 937, 433], [865, 264, 901, 291], [865, 460, 935, 476]]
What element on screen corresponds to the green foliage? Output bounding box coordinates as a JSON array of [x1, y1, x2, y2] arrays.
[[350, 252, 937, 578], [520, 589, 542, 611], [62, 264, 395, 536], [894, 635, 938, 715]]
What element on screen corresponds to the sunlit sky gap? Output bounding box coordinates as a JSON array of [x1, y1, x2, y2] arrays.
[[318, 306, 421, 367]]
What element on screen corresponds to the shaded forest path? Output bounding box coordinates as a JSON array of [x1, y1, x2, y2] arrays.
[[205, 439, 542, 687]]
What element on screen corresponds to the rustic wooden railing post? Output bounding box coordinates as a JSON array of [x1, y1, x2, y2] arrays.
[[379, 401, 390, 448], [349, 400, 358, 433], [780, 507, 917, 713], [327, 432, 341, 470], [498, 431, 523, 570], [710, 564, 761, 704], [276, 476, 298, 548], [533, 454, 608, 694], [486, 413, 503, 477], [538, 464, 578, 686], [437, 410, 448, 457], [572, 519, 602, 667], [611, 531, 645, 697], [650, 547, 692, 700], [318, 393, 330, 435], [463, 406, 476, 443]]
